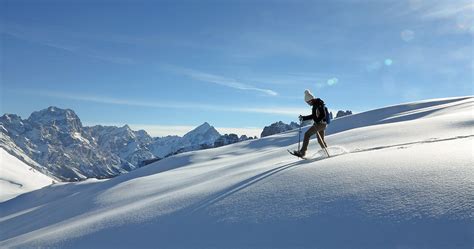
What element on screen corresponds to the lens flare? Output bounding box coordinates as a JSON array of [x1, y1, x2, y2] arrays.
[[401, 29, 415, 42], [384, 59, 393, 66], [327, 78, 338, 86]]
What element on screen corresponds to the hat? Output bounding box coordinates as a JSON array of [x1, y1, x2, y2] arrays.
[[304, 89, 315, 102]]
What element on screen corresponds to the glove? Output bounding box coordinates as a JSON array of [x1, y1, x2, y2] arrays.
[[298, 115, 303, 122]]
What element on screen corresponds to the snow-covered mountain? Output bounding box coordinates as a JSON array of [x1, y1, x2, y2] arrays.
[[1, 96, 472, 248], [148, 122, 235, 158], [261, 121, 300, 137], [0, 107, 248, 180], [0, 108, 127, 181], [183, 122, 220, 146], [0, 148, 55, 202], [214, 133, 254, 147], [148, 135, 183, 158], [83, 124, 155, 167], [335, 110, 352, 118]]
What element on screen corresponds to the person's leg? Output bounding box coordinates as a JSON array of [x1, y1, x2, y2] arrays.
[[300, 124, 318, 155], [317, 130, 327, 148], [315, 123, 328, 148]]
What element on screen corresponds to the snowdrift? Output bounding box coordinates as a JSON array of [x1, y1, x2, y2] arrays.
[[0, 96, 473, 248], [0, 148, 54, 202]]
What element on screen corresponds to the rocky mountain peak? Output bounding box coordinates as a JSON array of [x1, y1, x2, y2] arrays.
[[261, 121, 300, 138], [27, 106, 83, 133], [336, 110, 353, 118], [182, 122, 221, 147], [0, 114, 23, 124], [189, 122, 211, 133], [184, 122, 217, 138], [0, 114, 26, 135]]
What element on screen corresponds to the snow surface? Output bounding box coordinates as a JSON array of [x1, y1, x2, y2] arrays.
[[0, 96, 473, 248], [0, 148, 54, 202]]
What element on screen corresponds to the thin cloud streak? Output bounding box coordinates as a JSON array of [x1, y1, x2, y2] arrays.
[[232, 107, 305, 116], [400, 0, 474, 35], [420, 2, 473, 19], [1, 23, 136, 65], [248, 72, 331, 86], [164, 66, 278, 96], [20, 90, 304, 116]]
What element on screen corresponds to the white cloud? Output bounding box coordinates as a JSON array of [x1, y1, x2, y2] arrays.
[[420, 2, 473, 20], [405, 1, 474, 35], [241, 72, 345, 88], [164, 66, 278, 96]]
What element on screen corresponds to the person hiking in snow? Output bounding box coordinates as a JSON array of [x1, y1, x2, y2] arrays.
[[293, 89, 328, 157]]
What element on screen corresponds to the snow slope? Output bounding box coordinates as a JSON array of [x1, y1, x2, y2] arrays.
[[0, 148, 54, 202], [0, 96, 473, 248]]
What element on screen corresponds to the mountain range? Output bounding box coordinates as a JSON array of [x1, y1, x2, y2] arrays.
[[0, 107, 251, 181]]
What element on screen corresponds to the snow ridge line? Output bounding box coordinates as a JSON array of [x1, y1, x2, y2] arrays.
[[351, 135, 474, 154]]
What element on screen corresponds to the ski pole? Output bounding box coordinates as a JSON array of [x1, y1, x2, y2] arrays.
[[298, 120, 302, 151], [317, 132, 330, 158]]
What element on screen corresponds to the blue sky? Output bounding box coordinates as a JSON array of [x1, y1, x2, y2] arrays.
[[1, 0, 473, 137]]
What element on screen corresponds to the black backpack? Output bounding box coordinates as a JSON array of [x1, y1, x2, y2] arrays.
[[324, 105, 331, 124]]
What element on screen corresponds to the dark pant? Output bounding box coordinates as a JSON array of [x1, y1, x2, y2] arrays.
[[300, 122, 327, 154]]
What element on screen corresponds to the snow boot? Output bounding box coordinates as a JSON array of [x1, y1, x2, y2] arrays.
[[293, 150, 306, 158]]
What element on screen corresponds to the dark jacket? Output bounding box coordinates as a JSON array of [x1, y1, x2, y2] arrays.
[[302, 98, 326, 123]]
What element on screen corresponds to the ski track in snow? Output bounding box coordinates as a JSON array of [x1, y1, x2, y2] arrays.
[[352, 134, 474, 154], [0, 179, 23, 188], [303, 134, 474, 162]]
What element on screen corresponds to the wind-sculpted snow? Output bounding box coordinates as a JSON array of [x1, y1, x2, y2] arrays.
[[0, 97, 473, 248], [0, 149, 54, 202], [326, 96, 473, 135]]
